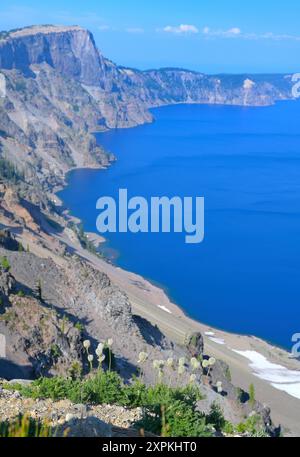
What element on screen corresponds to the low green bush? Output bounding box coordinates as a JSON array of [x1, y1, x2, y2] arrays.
[[205, 402, 226, 431], [236, 414, 267, 436], [6, 372, 214, 437], [4, 342, 266, 438], [0, 256, 10, 271]]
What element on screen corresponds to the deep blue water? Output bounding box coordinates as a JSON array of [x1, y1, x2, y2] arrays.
[[59, 102, 300, 349]]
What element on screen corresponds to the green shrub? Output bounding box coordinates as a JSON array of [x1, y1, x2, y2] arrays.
[[225, 366, 232, 382], [132, 383, 210, 437], [69, 362, 82, 380], [249, 383, 256, 407], [236, 414, 266, 436], [6, 373, 237, 437], [223, 421, 235, 435], [205, 402, 226, 431], [8, 378, 81, 404], [8, 372, 124, 406], [164, 402, 212, 437], [81, 371, 124, 404], [0, 256, 10, 271], [50, 344, 61, 360], [74, 322, 85, 332], [138, 400, 212, 437]]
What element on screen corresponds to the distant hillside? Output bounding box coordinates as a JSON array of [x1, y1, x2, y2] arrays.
[[0, 24, 295, 193]]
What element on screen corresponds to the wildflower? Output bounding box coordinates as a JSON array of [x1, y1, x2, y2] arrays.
[[97, 353, 105, 370], [202, 359, 209, 369], [208, 357, 216, 366], [166, 357, 174, 369], [87, 353, 94, 372], [98, 354, 105, 363], [216, 381, 223, 393], [95, 343, 104, 356], [153, 360, 160, 370], [190, 357, 201, 371], [153, 360, 165, 369], [178, 365, 186, 376], [178, 357, 186, 367], [137, 352, 148, 364], [189, 374, 197, 384], [202, 357, 215, 377], [83, 340, 91, 350], [152, 360, 165, 382], [158, 360, 165, 368], [106, 338, 113, 348]]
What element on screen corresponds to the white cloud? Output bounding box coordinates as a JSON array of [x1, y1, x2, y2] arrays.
[[228, 27, 241, 35], [163, 24, 199, 34], [125, 27, 144, 34], [259, 32, 300, 41], [203, 26, 300, 41], [203, 26, 241, 38]]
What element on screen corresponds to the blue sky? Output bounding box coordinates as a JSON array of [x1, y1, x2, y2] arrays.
[[1, 1, 300, 73]]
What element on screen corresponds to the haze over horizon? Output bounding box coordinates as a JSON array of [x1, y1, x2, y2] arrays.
[[0, 1, 300, 74]]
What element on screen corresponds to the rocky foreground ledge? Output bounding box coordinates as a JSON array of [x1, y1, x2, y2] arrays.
[[0, 381, 266, 438], [0, 380, 144, 437]]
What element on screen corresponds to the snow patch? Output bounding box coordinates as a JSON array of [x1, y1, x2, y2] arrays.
[[209, 337, 226, 345], [233, 350, 300, 400], [158, 305, 172, 314], [243, 79, 255, 90]]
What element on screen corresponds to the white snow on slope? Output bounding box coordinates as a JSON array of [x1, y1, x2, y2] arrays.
[[233, 350, 300, 399]]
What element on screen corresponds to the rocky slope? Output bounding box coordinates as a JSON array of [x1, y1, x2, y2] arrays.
[[0, 207, 279, 435]]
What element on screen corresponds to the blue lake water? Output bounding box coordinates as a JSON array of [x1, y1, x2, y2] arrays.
[[59, 102, 300, 349]]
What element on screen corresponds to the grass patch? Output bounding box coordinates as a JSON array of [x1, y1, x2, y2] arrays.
[[0, 415, 52, 437]]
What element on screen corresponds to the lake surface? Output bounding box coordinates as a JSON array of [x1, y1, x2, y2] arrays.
[[59, 102, 300, 349]]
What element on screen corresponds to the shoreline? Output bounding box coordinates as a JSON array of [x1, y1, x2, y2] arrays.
[[49, 108, 300, 434], [58, 169, 292, 354], [57, 146, 293, 354], [52, 221, 300, 434], [56, 156, 300, 356]]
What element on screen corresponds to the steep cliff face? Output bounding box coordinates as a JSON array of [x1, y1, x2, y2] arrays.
[[0, 27, 116, 192], [0, 25, 294, 111], [0, 26, 103, 86], [0, 25, 296, 191], [142, 70, 293, 107]]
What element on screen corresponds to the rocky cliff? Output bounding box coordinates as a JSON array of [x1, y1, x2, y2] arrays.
[[0, 25, 296, 195], [0, 26, 106, 86], [0, 26, 294, 115]]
